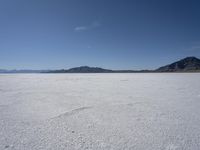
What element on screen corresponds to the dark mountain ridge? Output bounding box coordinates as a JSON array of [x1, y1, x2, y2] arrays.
[[46, 66, 153, 73], [48, 66, 114, 73], [1, 57, 200, 73], [156, 57, 200, 72]]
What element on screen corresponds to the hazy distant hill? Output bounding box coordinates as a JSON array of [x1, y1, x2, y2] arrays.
[[0, 69, 48, 73], [48, 66, 114, 73], [156, 57, 200, 72], [1, 57, 200, 73], [46, 66, 153, 73]]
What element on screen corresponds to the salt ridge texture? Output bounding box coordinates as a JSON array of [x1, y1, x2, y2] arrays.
[[0, 73, 200, 150]]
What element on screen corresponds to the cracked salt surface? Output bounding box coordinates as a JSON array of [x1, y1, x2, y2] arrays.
[[0, 73, 200, 150]]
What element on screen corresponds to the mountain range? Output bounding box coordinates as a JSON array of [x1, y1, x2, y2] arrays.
[[156, 57, 200, 72], [1, 57, 200, 73]]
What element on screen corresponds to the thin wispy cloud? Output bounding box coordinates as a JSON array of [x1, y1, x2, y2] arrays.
[[74, 21, 101, 32], [74, 26, 88, 31], [190, 46, 200, 51], [187, 46, 200, 51], [186, 41, 200, 51]]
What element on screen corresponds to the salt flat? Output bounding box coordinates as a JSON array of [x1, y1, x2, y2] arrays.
[[0, 73, 200, 150]]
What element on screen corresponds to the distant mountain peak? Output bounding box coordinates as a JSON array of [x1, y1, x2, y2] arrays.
[[1, 56, 200, 73], [156, 56, 200, 72], [181, 56, 199, 61], [46, 66, 113, 73], [67, 66, 113, 73]]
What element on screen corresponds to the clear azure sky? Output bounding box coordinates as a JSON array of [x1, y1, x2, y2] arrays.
[[0, 0, 200, 70]]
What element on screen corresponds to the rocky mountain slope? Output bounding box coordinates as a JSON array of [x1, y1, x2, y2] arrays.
[[156, 57, 200, 72]]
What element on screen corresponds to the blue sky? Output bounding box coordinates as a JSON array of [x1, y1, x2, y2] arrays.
[[0, 0, 200, 70]]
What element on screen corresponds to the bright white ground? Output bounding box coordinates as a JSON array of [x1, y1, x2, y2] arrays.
[[0, 73, 200, 150]]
